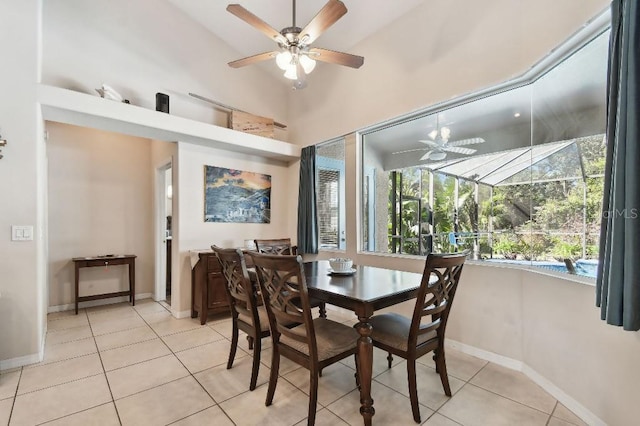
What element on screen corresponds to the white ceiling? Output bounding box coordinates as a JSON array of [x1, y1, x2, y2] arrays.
[[168, 0, 608, 169], [167, 0, 424, 57]]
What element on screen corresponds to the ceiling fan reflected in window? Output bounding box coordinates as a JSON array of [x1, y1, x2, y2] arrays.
[[226, 0, 364, 89], [392, 118, 485, 161]]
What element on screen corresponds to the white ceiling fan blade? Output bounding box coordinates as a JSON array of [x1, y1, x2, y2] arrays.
[[392, 148, 428, 155], [418, 139, 440, 148], [442, 146, 477, 155], [420, 151, 433, 161], [447, 137, 485, 147]]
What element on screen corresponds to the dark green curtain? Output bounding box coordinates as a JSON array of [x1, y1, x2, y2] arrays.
[[596, 0, 640, 331], [297, 145, 319, 254]]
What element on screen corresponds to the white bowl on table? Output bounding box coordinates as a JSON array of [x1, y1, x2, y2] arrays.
[[329, 258, 353, 273]]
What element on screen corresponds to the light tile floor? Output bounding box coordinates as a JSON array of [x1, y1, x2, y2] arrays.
[[0, 299, 587, 426]]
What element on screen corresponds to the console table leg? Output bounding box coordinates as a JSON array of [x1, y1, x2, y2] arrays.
[[130, 259, 136, 306], [75, 263, 80, 315]]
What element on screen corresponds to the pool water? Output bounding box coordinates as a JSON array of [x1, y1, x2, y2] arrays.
[[484, 259, 597, 278]]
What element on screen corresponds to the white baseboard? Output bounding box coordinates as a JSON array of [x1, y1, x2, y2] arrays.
[[0, 350, 41, 372], [447, 339, 604, 426], [522, 364, 606, 426], [48, 293, 153, 313], [173, 309, 192, 319], [447, 339, 523, 371]]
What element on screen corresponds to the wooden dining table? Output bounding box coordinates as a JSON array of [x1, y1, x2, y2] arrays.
[[303, 260, 424, 426]]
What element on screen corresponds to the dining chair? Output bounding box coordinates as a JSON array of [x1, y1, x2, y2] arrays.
[[254, 238, 327, 319], [254, 238, 298, 255], [212, 245, 269, 391], [248, 252, 359, 426], [369, 251, 468, 423]]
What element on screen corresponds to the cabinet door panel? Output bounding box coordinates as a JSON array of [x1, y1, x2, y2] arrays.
[[207, 272, 228, 309]]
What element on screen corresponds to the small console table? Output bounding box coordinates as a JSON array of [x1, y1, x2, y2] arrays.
[[72, 255, 137, 314]]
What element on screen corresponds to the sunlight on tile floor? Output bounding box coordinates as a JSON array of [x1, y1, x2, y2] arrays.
[[0, 300, 588, 425]]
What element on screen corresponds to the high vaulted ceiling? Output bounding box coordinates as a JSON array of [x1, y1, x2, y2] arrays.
[[167, 0, 424, 58]]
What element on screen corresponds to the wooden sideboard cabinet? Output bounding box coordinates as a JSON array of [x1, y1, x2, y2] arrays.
[[191, 251, 230, 325]]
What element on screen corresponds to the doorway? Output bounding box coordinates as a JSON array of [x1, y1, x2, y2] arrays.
[[155, 162, 172, 306]]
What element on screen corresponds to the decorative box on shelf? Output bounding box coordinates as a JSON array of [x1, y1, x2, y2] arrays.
[[229, 110, 275, 139]]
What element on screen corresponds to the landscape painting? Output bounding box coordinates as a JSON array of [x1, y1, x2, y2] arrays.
[[204, 165, 271, 223]]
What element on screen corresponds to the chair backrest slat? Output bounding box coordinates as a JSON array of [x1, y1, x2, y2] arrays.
[[254, 238, 297, 255], [410, 252, 467, 344], [212, 246, 259, 325], [249, 252, 317, 356]]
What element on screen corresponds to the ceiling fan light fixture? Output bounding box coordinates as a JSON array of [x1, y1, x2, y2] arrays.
[[440, 126, 451, 141], [276, 50, 293, 70], [283, 65, 298, 80], [427, 150, 447, 161], [299, 55, 316, 74], [428, 129, 438, 140]]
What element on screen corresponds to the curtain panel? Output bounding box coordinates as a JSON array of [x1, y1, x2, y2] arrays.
[[297, 145, 319, 254], [596, 0, 640, 331]]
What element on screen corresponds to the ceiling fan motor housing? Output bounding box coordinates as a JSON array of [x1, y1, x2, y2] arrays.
[[280, 26, 302, 45]]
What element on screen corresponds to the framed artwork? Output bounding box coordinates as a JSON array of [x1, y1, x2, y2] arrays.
[[204, 165, 271, 223]]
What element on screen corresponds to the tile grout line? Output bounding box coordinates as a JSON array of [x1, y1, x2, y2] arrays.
[[6, 366, 23, 425], [41, 303, 302, 424], [464, 381, 558, 417], [546, 400, 559, 426], [22, 309, 120, 425], [86, 308, 124, 425], [131, 305, 231, 424]]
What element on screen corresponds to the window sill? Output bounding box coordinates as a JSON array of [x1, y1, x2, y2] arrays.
[[356, 251, 596, 287], [466, 259, 596, 287]]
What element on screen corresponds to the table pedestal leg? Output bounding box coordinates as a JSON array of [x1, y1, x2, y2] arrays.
[[356, 317, 374, 426]]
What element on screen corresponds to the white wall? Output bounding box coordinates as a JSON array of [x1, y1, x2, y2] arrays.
[[173, 142, 295, 314], [454, 264, 640, 426], [0, 0, 47, 368], [46, 123, 154, 308], [42, 0, 291, 139], [287, 0, 610, 146]]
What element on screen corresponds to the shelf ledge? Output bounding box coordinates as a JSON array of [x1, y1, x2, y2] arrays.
[[38, 85, 300, 162]]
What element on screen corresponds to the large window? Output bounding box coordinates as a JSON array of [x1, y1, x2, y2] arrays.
[[317, 139, 346, 250], [361, 26, 608, 278]]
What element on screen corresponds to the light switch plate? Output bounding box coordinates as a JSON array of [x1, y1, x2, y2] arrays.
[[12, 225, 34, 241]]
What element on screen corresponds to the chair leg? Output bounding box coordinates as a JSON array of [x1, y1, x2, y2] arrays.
[[247, 335, 254, 350], [308, 370, 319, 426], [319, 302, 327, 318], [249, 336, 262, 391], [435, 348, 452, 396], [433, 353, 438, 373], [407, 359, 421, 423], [354, 353, 361, 390], [227, 319, 239, 369], [265, 346, 280, 406], [387, 352, 393, 369]]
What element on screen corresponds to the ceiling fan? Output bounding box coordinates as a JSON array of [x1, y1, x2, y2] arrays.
[[226, 0, 364, 89], [393, 121, 485, 161]]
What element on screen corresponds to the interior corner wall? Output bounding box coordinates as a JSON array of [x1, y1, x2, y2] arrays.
[[46, 123, 154, 308], [287, 0, 610, 146], [0, 0, 46, 367], [449, 264, 640, 426], [41, 0, 290, 140], [173, 142, 294, 314]]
